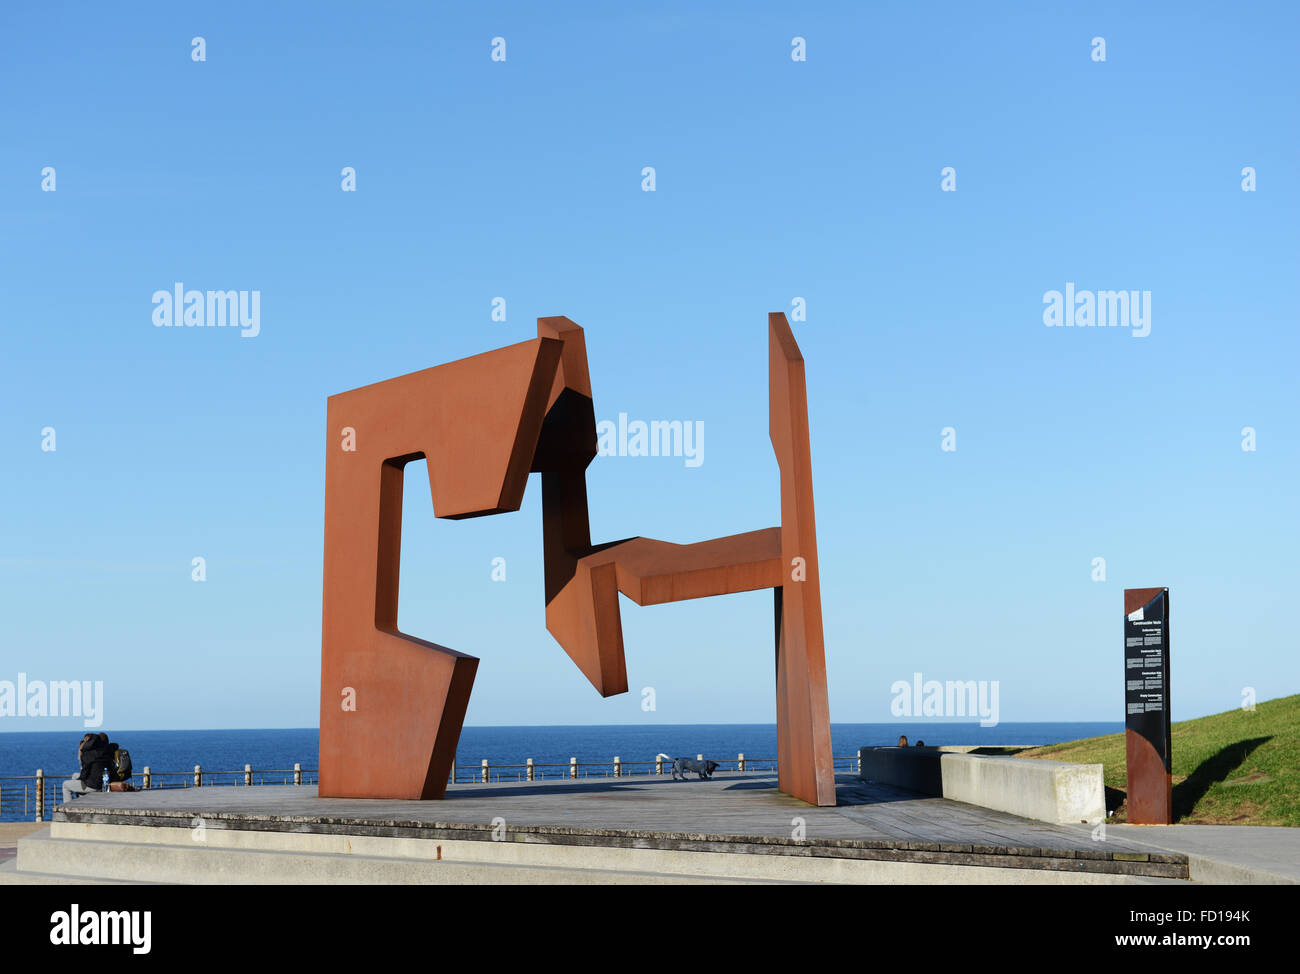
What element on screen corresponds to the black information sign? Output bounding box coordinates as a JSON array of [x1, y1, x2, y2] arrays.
[[1123, 587, 1172, 821]]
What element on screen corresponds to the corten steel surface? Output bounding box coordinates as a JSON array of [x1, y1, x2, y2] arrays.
[[319, 313, 836, 806]]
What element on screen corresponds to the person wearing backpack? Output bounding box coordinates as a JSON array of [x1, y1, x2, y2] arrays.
[[106, 741, 135, 791]]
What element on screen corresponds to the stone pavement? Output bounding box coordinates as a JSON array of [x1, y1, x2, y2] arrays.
[[1096, 823, 1300, 884], [0, 822, 45, 864]]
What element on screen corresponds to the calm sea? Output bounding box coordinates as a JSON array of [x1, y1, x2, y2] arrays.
[[0, 721, 1119, 782]]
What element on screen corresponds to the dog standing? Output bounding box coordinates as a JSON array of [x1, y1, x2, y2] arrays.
[[656, 753, 719, 780]]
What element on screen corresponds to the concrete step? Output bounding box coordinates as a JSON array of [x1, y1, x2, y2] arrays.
[[0, 831, 140, 885], [14, 833, 778, 885], [20, 823, 1187, 884]]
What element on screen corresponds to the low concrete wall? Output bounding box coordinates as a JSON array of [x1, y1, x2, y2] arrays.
[[860, 747, 1105, 825], [858, 746, 944, 795]]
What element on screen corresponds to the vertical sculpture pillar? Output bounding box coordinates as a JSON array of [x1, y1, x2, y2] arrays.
[[769, 313, 836, 807]]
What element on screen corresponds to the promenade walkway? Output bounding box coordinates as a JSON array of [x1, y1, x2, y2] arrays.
[[6, 772, 1195, 884]]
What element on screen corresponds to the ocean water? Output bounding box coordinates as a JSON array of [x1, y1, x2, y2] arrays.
[[0, 721, 1119, 808]]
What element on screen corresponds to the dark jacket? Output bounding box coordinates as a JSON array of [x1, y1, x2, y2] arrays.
[[78, 742, 116, 790]]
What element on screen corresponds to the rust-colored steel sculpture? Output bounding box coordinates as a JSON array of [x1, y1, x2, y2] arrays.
[[319, 313, 836, 806]]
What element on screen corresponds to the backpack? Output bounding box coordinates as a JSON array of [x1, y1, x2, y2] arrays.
[[112, 747, 133, 781]]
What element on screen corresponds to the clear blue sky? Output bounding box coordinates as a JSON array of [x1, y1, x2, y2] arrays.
[[1, 2, 1296, 731]]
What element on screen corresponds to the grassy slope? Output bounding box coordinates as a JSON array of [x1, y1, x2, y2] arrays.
[[1017, 694, 1299, 826]]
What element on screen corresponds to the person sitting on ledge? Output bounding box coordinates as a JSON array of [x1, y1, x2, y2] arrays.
[[62, 732, 113, 803], [60, 734, 94, 803], [897, 735, 908, 747], [915, 740, 926, 747]]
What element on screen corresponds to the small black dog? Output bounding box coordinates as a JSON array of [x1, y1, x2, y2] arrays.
[[657, 753, 719, 780]]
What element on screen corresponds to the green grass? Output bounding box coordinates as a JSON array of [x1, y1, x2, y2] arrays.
[[1017, 694, 1300, 826]]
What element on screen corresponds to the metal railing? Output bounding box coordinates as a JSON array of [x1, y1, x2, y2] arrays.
[[1, 754, 865, 822], [0, 764, 316, 823], [447, 753, 865, 783], [0, 775, 58, 824]]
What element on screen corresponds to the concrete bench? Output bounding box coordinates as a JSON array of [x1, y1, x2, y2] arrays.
[[859, 747, 1106, 825]]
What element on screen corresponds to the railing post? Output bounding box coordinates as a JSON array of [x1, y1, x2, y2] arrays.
[[738, 752, 745, 772], [143, 766, 152, 790], [194, 764, 202, 788], [481, 759, 489, 784], [526, 758, 534, 781], [244, 764, 252, 786], [294, 763, 302, 786], [614, 756, 621, 778], [656, 755, 664, 775], [35, 770, 44, 822], [569, 757, 577, 780]]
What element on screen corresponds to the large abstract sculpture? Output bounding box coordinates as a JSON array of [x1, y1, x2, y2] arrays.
[[319, 313, 836, 806]]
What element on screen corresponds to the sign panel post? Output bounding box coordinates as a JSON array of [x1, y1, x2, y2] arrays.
[[1123, 587, 1172, 824]]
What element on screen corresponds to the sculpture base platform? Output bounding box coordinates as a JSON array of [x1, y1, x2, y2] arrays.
[[12, 774, 1190, 884]]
